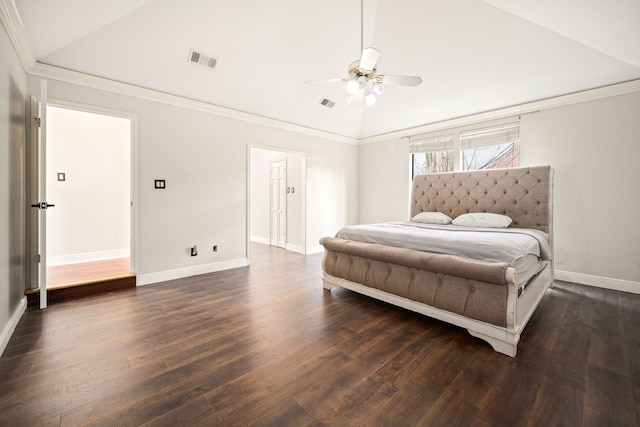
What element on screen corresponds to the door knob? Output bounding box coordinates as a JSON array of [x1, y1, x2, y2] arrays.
[[31, 202, 55, 209]]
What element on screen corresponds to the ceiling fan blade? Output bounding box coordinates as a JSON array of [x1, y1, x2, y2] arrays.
[[304, 78, 345, 85], [359, 47, 380, 71], [380, 75, 423, 86]]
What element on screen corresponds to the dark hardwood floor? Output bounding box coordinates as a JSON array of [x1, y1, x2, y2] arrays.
[[1, 244, 638, 426]]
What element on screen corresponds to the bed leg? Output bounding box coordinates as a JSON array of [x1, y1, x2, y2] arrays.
[[323, 280, 338, 291], [467, 330, 517, 357], [322, 274, 344, 291]]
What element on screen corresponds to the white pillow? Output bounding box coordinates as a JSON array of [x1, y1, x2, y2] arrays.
[[411, 212, 452, 225], [452, 212, 512, 228]]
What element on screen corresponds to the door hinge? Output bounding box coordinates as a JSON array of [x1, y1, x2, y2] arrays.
[[35, 117, 41, 127], [37, 254, 41, 263]]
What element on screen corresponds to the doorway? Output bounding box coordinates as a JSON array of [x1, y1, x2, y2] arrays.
[[45, 104, 134, 289], [249, 147, 306, 256]]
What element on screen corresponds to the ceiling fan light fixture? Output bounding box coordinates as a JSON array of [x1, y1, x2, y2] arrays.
[[346, 92, 364, 107], [365, 92, 377, 106], [346, 79, 360, 94], [373, 82, 385, 95]]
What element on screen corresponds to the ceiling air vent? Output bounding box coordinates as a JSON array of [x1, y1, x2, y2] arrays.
[[320, 98, 335, 109], [188, 49, 217, 69]]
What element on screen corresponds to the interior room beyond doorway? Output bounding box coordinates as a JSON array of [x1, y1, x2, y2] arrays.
[[45, 105, 132, 290], [249, 147, 306, 255]]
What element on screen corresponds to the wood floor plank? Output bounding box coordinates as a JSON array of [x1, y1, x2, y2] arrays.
[[543, 316, 592, 391], [208, 345, 350, 424], [357, 336, 479, 426], [419, 390, 480, 427], [292, 321, 422, 424], [583, 364, 636, 426], [1, 245, 638, 426], [588, 331, 630, 377], [527, 376, 585, 427], [441, 343, 511, 405]]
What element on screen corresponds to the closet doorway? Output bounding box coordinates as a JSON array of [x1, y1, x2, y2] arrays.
[[249, 147, 306, 256], [45, 103, 134, 289]]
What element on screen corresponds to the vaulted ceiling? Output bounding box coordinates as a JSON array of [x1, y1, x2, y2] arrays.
[[11, 0, 640, 139]]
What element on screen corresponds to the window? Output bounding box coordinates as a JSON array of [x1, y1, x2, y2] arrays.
[[410, 134, 454, 178], [409, 118, 520, 177]]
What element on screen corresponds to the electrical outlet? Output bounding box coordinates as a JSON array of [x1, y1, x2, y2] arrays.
[[213, 245, 218, 252]]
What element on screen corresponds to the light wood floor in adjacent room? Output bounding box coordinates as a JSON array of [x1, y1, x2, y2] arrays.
[[1, 244, 639, 426], [47, 257, 131, 289]]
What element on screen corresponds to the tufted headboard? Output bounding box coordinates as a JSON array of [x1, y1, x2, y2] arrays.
[[410, 166, 553, 234]]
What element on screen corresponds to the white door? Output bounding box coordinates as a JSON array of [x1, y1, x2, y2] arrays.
[[31, 80, 51, 309], [270, 160, 287, 248]]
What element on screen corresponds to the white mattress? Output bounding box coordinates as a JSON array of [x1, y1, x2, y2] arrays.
[[514, 254, 548, 289]]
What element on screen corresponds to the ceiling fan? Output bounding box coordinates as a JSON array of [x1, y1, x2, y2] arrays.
[[307, 0, 422, 106]]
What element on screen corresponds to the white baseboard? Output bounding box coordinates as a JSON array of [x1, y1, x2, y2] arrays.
[[306, 244, 324, 255], [251, 236, 307, 255], [136, 258, 248, 286], [250, 236, 270, 245], [555, 270, 640, 294], [1, 296, 27, 357], [285, 243, 305, 254], [48, 249, 130, 266]]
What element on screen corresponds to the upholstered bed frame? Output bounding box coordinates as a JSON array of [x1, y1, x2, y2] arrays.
[[320, 166, 553, 356]]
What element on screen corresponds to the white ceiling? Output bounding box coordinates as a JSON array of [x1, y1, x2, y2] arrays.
[[13, 0, 640, 139]]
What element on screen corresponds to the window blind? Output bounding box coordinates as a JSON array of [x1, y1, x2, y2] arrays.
[[409, 134, 454, 153], [460, 122, 520, 150]]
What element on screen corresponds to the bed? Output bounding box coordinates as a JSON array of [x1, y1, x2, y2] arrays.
[[319, 166, 553, 356]]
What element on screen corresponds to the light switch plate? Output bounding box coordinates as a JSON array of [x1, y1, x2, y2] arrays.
[[154, 179, 166, 189], [57, 173, 66, 181]]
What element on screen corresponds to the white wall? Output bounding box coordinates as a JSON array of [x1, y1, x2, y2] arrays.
[[359, 139, 411, 224], [520, 93, 640, 288], [358, 90, 640, 293], [46, 105, 130, 265], [0, 21, 27, 354], [26, 75, 358, 284], [249, 148, 305, 252]]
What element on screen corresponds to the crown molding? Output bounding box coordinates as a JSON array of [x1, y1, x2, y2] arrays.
[[27, 62, 358, 145], [26, 59, 640, 147], [359, 79, 640, 144], [0, 0, 35, 70]]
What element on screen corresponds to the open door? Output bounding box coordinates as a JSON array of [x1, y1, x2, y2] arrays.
[[30, 80, 53, 309], [270, 159, 287, 248]]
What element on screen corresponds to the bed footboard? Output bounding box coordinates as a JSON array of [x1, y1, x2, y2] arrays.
[[320, 237, 513, 328], [320, 238, 553, 357]]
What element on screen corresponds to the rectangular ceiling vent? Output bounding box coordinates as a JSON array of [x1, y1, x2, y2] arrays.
[[320, 98, 335, 108], [188, 49, 217, 69]]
